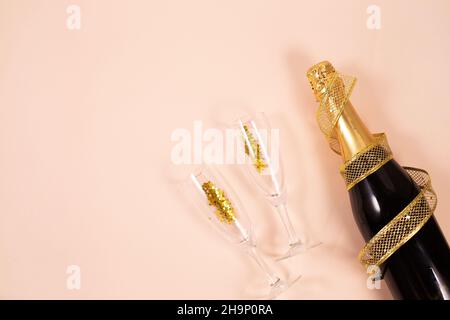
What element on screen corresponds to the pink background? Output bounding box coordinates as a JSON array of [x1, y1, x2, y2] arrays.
[[1, 0, 449, 299]]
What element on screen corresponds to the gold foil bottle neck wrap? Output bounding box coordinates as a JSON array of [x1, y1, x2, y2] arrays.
[[306, 61, 374, 161], [306, 61, 337, 102]]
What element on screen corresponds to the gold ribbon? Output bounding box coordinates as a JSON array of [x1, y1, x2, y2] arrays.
[[308, 62, 437, 268], [315, 72, 357, 154], [340, 133, 393, 190], [359, 167, 437, 268]]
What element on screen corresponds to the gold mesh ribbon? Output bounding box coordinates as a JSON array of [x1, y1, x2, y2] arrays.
[[308, 63, 393, 189], [340, 133, 393, 190], [359, 168, 437, 268], [307, 61, 437, 268], [315, 72, 357, 154]]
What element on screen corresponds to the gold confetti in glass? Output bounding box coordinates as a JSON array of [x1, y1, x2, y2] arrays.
[[236, 112, 321, 260], [188, 166, 300, 299]]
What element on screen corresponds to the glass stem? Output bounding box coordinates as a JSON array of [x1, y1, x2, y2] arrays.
[[275, 203, 301, 246], [246, 245, 280, 286]]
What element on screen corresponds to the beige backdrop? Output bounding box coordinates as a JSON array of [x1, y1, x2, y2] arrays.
[[1, 0, 449, 299]]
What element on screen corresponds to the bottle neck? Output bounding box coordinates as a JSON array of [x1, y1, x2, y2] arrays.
[[305, 60, 374, 162], [335, 101, 375, 162]]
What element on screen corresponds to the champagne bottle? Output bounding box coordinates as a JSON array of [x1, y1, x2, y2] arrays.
[[306, 61, 450, 299]]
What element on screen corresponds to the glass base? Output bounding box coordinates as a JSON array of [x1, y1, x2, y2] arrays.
[[276, 240, 322, 261], [267, 275, 302, 299]]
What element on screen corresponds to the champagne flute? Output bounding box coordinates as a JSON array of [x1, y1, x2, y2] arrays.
[[186, 166, 300, 299], [236, 112, 321, 260]]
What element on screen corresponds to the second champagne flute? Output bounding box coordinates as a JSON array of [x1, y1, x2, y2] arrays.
[[236, 112, 321, 260]]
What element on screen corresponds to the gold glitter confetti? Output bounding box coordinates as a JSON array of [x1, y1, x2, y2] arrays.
[[242, 125, 267, 173], [201, 181, 236, 224]]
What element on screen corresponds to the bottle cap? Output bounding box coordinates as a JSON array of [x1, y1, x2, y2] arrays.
[[306, 61, 336, 101]]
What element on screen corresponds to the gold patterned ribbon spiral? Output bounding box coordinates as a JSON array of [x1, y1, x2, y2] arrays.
[[359, 167, 437, 268], [340, 133, 393, 190], [307, 62, 437, 268], [314, 71, 357, 154]]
